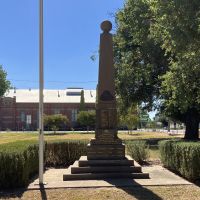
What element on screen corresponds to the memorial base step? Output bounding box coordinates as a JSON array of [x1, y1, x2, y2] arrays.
[[63, 156, 150, 181]]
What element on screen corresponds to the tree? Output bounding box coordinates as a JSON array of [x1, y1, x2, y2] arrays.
[[150, 0, 200, 139], [160, 64, 200, 139], [154, 112, 169, 128], [114, 0, 200, 139], [79, 90, 85, 111], [0, 65, 10, 97], [44, 114, 69, 134], [114, 0, 169, 111], [138, 108, 151, 129], [119, 104, 139, 134], [77, 111, 96, 132]]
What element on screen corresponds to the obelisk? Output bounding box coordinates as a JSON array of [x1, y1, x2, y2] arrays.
[[63, 21, 149, 180], [87, 21, 125, 160]]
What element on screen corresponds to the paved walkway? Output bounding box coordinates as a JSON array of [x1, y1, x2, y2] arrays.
[[28, 165, 192, 189]]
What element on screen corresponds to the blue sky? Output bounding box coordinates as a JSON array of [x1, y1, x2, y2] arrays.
[[0, 0, 124, 90]]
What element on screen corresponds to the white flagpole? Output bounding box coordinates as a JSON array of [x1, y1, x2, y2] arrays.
[[39, 0, 44, 185]]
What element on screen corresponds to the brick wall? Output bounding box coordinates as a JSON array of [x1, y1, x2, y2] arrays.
[[0, 97, 95, 131]]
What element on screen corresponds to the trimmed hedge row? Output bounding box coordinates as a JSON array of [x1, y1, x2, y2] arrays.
[[0, 140, 88, 189], [0, 141, 38, 189], [126, 140, 149, 163], [159, 140, 200, 181], [45, 140, 87, 167]]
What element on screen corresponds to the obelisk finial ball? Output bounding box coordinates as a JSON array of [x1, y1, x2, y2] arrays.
[[101, 20, 112, 32]]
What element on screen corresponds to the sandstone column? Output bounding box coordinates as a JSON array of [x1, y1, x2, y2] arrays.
[[87, 21, 125, 160]]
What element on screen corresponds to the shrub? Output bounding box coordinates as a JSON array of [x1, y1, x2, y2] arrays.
[[77, 111, 96, 131], [45, 140, 87, 167], [44, 114, 69, 133], [126, 140, 149, 163], [159, 140, 200, 180], [0, 141, 38, 189], [0, 140, 88, 189]]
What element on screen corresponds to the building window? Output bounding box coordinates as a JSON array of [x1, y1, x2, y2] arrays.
[[26, 115, 32, 125], [66, 92, 81, 96], [20, 112, 25, 122], [71, 109, 78, 122], [54, 109, 60, 114]]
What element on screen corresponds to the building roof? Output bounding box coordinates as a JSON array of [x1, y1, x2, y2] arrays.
[[4, 89, 96, 103]]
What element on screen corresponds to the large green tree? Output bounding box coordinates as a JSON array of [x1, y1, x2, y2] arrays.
[[115, 0, 200, 139], [0, 65, 10, 96], [114, 0, 169, 110], [150, 0, 200, 139]]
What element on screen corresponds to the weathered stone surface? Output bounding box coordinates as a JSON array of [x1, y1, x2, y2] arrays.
[[87, 144, 125, 160], [63, 21, 149, 181], [78, 156, 135, 167], [87, 20, 124, 160]]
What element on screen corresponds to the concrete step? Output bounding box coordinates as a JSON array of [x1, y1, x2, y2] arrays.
[[63, 172, 150, 181], [78, 157, 134, 167], [71, 166, 142, 174]]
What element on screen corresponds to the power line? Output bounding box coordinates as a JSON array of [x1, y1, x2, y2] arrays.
[[8, 79, 97, 84]]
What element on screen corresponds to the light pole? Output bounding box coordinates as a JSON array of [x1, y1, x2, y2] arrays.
[[39, 0, 44, 185]]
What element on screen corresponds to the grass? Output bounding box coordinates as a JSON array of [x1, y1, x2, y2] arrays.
[[0, 140, 38, 153], [0, 131, 177, 161], [0, 131, 182, 145], [0, 186, 200, 200], [148, 145, 160, 160]]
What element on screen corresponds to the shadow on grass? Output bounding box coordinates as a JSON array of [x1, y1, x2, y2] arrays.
[[104, 178, 162, 200], [0, 184, 47, 200], [0, 188, 26, 199]]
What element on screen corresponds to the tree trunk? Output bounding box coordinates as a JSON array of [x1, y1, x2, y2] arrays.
[[184, 109, 199, 140]]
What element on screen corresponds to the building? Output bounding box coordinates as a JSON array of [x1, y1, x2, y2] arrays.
[[0, 88, 96, 131]]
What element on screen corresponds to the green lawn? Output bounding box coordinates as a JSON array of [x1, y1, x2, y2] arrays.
[[0, 131, 182, 145], [0, 131, 182, 161]]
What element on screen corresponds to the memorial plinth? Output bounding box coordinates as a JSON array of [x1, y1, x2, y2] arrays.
[[63, 21, 149, 180]]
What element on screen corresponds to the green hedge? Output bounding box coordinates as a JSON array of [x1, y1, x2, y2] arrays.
[[0, 141, 38, 189], [159, 140, 200, 181], [126, 140, 149, 163], [0, 140, 88, 189], [45, 140, 87, 167]]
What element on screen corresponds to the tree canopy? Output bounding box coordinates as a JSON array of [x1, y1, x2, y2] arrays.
[[0, 65, 10, 97], [44, 114, 69, 133], [77, 111, 96, 131], [114, 0, 169, 110], [114, 0, 200, 139], [119, 104, 139, 133], [151, 0, 200, 139]]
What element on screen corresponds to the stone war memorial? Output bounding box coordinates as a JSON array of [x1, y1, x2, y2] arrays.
[[63, 21, 149, 180]]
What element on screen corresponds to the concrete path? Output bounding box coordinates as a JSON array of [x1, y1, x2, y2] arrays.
[[28, 165, 192, 189]]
